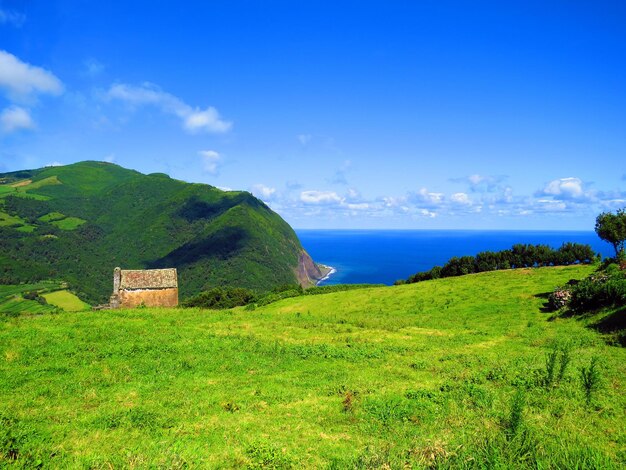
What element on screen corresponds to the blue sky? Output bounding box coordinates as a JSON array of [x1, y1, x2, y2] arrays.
[[0, 1, 625, 229]]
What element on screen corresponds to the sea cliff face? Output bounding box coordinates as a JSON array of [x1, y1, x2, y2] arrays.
[[296, 250, 324, 286]]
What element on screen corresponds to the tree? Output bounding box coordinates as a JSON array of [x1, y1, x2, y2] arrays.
[[595, 208, 626, 260]]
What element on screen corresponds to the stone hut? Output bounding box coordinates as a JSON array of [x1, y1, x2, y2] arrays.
[[109, 267, 178, 308]]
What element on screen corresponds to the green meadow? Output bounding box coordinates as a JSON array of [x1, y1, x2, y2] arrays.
[[0, 282, 65, 315], [1, 265, 625, 468], [41, 290, 90, 312]]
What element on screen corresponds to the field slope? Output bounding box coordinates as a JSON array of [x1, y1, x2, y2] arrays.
[[1, 265, 625, 468]]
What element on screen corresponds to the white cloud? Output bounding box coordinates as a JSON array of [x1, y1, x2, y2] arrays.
[[450, 192, 471, 205], [497, 187, 513, 203], [1, 106, 34, 133], [199, 150, 222, 175], [264, 177, 623, 223], [329, 160, 352, 185], [83, 58, 104, 77], [106, 82, 232, 133], [103, 154, 115, 163], [45, 161, 63, 167], [346, 203, 370, 210], [297, 134, 312, 146], [183, 107, 231, 133], [540, 177, 586, 200], [530, 178, 626, 214], [346, 188, 362, 201], [251, 184, 276, 201], [382, 195, 407, 208], [0, 9, 25, 27], [468, 174, 484, 185], [533, 199, 568, 212], [451, 174, 508, 193], [418, 209, 437, 218], [300, 190, 343, 205], [0, 50, 63, 101], [409, 188, 444, 207], [286, 180, 303, 190]]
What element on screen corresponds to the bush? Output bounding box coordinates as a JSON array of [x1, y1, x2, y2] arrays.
[[569, 274, 626, 313], [182, 287, 256, 309], [403, 242, 595, 285], [270, 283, 303, 294], [22, 291, 39, 301], [22, 290, 48, 305], [254, 289, 302, 307], [547, 287, 572, 311]]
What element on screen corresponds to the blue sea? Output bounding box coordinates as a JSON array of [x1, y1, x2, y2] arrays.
[[296, 230, 614, 286]]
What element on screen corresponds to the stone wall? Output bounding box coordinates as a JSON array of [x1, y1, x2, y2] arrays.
[[118, 287, 178, 308], [107, 267, 179, 308]]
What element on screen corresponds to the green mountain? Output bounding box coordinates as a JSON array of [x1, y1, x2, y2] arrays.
[[0, 161, 322, 304]]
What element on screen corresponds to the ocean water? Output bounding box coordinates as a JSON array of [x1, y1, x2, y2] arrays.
[[296, 230, 614, 286]]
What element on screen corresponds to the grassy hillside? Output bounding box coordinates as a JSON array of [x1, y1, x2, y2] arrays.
[[1, 265, 624, 468], [0, 282, 89, 314], [0, 161, 315, 304]]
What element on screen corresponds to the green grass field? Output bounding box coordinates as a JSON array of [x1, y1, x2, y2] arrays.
[[38, 211, 87, 230], [0, 282, 79, 315], [0, 211, 26, 227], [38, 211, 67, 222], [1, 265, 625, 468], [0, 177, 55, 201], [20, 176, 61, 191], [0, 185, 17, 197], [49, 216, 86, 230], [42, 290, 90, 312]]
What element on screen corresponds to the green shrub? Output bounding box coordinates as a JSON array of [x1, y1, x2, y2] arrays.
[[403, 242, 595, 285], [182, 287, 256, 309], [21, 290, 39, 301], [547, 287, 572, 311], [569, 275, 626, 313]]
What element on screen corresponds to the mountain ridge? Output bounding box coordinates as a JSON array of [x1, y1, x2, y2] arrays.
[[0, 161, 322, 303]]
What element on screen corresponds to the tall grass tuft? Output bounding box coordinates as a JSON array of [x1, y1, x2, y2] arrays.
[[506, 389, 525, 440], [545, 348, 558, 387], [557, 344, 572, 383], [580, 357, 601, 405], [545, 343, 573, 388]]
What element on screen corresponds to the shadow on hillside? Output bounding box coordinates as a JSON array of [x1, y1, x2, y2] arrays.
[[148, 226, 248, 268], [534, 292, 552, 313], [177, 196, 241, 222], [589, 307, 626, 346], [545, 306, 626, 346]]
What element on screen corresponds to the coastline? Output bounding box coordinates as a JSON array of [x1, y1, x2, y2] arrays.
[[315, 264, 336, 285]]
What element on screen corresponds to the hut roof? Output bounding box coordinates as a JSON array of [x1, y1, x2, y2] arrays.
[[120, 268, 178, 289]]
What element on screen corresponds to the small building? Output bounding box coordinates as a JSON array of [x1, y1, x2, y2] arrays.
[[109, 267, 178, 308]]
